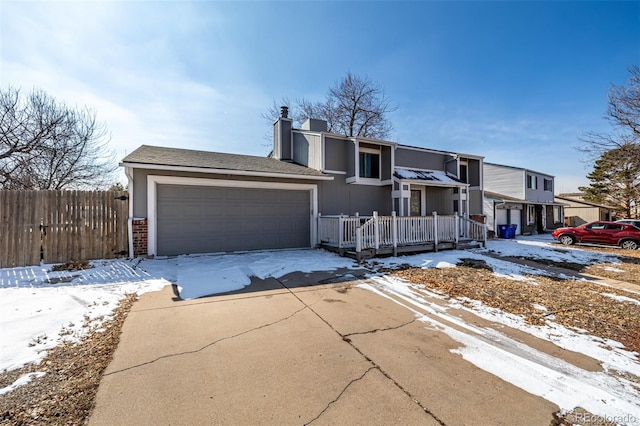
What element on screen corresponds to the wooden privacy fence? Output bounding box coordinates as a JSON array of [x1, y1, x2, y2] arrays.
[[0, 190, 129, 268]]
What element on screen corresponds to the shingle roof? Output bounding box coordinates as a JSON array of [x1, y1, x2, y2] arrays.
[[485, 190, 564, 206], [121, 145, 329, 178], [555, 194, 615, 209]]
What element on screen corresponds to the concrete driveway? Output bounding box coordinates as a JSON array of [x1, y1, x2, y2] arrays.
[[88, 270, 562, 426]]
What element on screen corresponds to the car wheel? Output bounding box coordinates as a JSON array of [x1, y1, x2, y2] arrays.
[[558, 235, 575, 245], [620, 239, 639, 250]]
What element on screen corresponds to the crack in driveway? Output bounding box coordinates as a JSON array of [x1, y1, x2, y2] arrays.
[[304, 366, 377, 425], [103, 304, 308, 376], [343, 318, 417, 338], [276, 278, 447, 426]]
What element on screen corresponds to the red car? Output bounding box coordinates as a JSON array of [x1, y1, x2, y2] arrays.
[[552, 221, 640, 250]]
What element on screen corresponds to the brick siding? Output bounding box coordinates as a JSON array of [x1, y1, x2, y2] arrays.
[[132, 219, 148, 257]]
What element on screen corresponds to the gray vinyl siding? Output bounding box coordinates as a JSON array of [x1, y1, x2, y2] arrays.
[[483, 164, 525, 199], [292, 132, 310, 167], [292, 132, 322, 169], [483, 196, 496, 232], [276, 119, 293, 161], [445, 159, 457, 176], [381, 146, 392, 180], [346, 140, 356, 179], [319, 175, 391, 215], [425, 187, 453, 214], [324, 137, 348, 172], [469, 189, 483, 215], [395, 148, 447, 170], [467, 159, 481, 187], [525, 173, 555, 203]]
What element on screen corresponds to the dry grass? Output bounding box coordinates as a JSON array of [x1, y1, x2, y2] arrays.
[[395, 261, 640, 354], [0, 294, 137, 425]]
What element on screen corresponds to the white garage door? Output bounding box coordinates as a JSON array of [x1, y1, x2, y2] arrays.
[[156, 184, 311, 256]]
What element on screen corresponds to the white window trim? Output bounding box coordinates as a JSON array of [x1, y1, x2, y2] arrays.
[[358, 147, 382, 180], [553, 205, 563, 224], [527, 205, 536, 225], [146, 175, 318, 256], [409, 186, 426, 216]]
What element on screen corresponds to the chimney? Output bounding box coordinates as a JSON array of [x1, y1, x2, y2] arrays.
[[273, 106, 293, 161]]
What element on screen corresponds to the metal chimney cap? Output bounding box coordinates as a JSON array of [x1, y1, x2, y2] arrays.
[[280, 106, 289, 118]]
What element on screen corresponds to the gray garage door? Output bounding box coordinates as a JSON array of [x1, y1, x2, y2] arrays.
[[157, 184, 311, 256]]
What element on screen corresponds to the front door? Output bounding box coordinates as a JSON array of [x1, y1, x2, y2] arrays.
[[536, 205, 545, 233], [410, 189, 422, 216]]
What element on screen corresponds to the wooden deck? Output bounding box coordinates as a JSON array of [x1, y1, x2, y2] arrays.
[[321, 239, 482, 260], [318, 212, 487, 261]]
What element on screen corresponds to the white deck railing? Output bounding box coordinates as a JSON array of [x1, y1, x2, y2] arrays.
[[318, 211, 487, 255]]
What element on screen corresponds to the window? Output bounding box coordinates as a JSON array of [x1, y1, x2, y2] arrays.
[[459, 164, 468, 183], [526, 174, 538, 189], [586, 223, 606, 230], [359, 151, 380, 179], [553, 205, 562, 223], [528, 205, 536, 224], [544, 178, 553, 192]]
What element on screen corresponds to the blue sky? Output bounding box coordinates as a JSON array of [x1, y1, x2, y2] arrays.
[[1, 1, 638, 192]]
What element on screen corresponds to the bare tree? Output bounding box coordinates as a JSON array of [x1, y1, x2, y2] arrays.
[[0, 87, 116, 190], [263, 72, 397, 140], [579, 65, 640, 156]]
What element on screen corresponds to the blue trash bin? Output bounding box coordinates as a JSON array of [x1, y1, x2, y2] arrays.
[[497, 224, 517, 239]]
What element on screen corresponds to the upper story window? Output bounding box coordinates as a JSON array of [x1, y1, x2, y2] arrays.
[[359, 149, 380, 179], [526, 174, 538, 189], [544, 178, 553, 192], [459, 163, 468, 183]]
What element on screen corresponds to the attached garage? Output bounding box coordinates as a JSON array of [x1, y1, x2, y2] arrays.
[[156, 184, 311, 255], [146, 176, 320, 256], [121, 145, 332, 257], [495, 205, 522, 236]]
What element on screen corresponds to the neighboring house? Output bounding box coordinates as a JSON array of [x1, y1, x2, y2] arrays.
[[483, 163, 564, 236], [555, 193, 616, 226], [121, 111, 485, 257]]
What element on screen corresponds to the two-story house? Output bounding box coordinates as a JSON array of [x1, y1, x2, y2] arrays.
[[121, 109, 485, 257], [274, 113, 484, 220], [483, 163, 564, 236]]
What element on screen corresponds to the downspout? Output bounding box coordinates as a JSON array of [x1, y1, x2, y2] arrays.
[[465, 184, 470, 219], [495, 199, 506, 236], [124, 166, 134, 258]]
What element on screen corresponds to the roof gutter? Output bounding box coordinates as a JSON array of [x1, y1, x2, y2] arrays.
[[119, 162, 335, 181]]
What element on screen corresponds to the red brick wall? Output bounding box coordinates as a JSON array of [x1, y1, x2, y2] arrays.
[[132, 219, 148, 257]]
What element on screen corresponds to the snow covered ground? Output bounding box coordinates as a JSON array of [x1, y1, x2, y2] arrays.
[[1, 236, 639, 423]]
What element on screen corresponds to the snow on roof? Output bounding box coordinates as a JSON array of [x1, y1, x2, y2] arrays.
[[394, 168, 464, 185]]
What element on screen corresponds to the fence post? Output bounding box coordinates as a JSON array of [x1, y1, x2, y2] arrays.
[[373, 211, 379, 250], [356, 226, 362, 261], [338, 214, 344, 249], [482, 224, 488, 248], [433, 211, 439, 252], [392, 211, 397, 257], [454, 212, 460, 245]]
